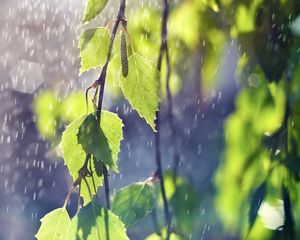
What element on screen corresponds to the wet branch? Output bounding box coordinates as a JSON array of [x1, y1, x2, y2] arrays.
[[155, 0, 172, 238], [95, 0, 127, 210], [165, 42, 180, 183]]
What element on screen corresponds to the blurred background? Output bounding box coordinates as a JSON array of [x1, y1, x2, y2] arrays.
[[1, 0, 300, 239]]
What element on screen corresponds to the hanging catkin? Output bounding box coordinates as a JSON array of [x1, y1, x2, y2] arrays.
[[120, 31, 128, 77]]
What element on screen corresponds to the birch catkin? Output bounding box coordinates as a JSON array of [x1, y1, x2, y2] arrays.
[[120, 31, 128, 77]]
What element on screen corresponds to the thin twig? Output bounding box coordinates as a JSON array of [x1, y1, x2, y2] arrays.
[[63, 185, 76, 209], [77, 182, 81, 212], [95, 0, 127, 210], [102, 165, 110, 209], [165, 42, 180, 184], [155, 0, 172, 239]]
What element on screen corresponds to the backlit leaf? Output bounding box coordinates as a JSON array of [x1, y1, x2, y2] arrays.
[[119, 53, 159, 131], [78, 111, 123, 171], [78, 28, 110, 74], [61, 111, 123, 204], [83, 0, 108, 23], [68, 203, 129, 240], [61, 115, 103, 205], [112, 182, 155, 227], [35, 208, 71, 240]]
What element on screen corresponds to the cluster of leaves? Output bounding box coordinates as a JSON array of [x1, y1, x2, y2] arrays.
[[34, 0, 202, 239], [214, 0, 300, 239], [35, 0, 159, 238], [36, 204, 128, 240]]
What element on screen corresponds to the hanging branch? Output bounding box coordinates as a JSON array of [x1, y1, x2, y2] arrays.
[[94, 0, 127, 210], [165, 43, 181, 183], [155, 0, 172, 238]]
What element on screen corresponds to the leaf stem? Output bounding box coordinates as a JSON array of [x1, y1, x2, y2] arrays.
[[102, 164, 110, 209]]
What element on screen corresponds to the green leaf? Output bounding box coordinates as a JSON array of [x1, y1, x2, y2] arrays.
[[112, 182, 155, 227], [170, 182, 200, 234], [77, 111, 124, 171], [249, 181, 266, 231], [61, 115, 103, 205], [61, 111, 123, 204], [119, 53, 159, 131], [82, 0, 108, 23], [100, 111, 124, 171], [35, 208, 71, 240], [78, 28, 110, 74], [68, 203, 129, 240]]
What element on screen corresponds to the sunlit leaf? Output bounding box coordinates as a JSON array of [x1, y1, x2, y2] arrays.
[[78, 111, 123, 171], [235, 5, 255, 33], [68, 203, 129, 240], [61, 111, 123, 204], [35, 208, 71, 240], [112, 182, 155, 227], [83, 0, 108, 23], [78, 28, 110, 74], [119, 53, 159, 131], [61, 115, 103, 205]]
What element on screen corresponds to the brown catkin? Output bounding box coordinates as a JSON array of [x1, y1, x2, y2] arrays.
[[120, 31, 128, 77]]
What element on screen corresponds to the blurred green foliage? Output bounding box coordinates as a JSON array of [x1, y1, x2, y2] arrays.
[[213, 0, 300, 239], [34, 91, 93, 142], [157, 171, 200, 237]]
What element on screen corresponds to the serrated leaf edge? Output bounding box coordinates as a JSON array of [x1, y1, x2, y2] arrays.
[[119, 53, 160, 131], [35, 207, 70, 240]]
